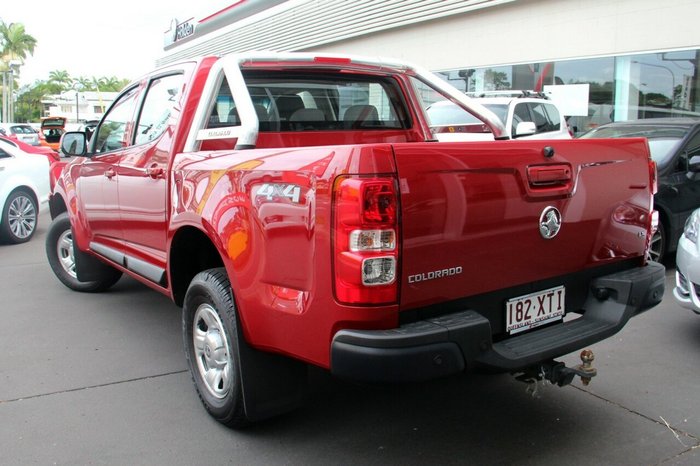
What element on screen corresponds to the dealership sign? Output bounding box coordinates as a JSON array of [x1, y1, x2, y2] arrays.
[[164, 18, 196, 47]]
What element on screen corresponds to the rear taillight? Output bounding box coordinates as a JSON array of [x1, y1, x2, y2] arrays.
[[333, 176, 399, 304], [649, 160, 658, 195]]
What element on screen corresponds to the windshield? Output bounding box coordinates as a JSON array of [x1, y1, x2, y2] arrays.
[[579, 125, 686, 166], [425, 101, 481, 126], [482, 104, 509, 126]]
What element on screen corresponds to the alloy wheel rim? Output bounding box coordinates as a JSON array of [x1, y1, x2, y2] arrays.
[[649, 229, 662, 262], [193, 303, 232, 399], [8, 194, 36, 239], [57, 230, 77, 278]]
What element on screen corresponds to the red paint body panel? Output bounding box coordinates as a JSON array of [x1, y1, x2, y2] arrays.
[[394, 138, 652, 310], [172, 145, 399, 366]]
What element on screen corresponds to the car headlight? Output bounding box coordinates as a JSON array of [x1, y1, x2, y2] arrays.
[[684, 210, 700, 243]]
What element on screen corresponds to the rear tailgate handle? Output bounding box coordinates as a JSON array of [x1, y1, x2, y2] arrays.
[[526, 164, 573, 197]]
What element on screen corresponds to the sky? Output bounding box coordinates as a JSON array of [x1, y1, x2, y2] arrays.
[[2, 1, 231, 88]]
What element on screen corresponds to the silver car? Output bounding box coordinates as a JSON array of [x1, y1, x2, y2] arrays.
[[0, 123, 40, 146], [673, 208, 700, 314]]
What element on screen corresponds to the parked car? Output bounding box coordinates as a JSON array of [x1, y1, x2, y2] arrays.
[[0, 123, 40, 146], [0, 135, 60, 164], [0, 139, 50, 243], [79, 119, 100, 141], [673, 207, 700, 314], [426, 91, 572, 141], [39, 117, 67, 151], [579, 118, 700, 262]]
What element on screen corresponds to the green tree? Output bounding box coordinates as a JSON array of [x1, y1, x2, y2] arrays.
[[15, 81, 49, 122], [97, 76, 129, 92], [483, 69, 511, 90], [48, 70, 73, 92], [0, 21, 37, 65], [0, 20, 37, 121], [74, 76, 95, 91]]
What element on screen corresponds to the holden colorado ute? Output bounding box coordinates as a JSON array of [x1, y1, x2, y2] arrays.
[[46, 52, 665, 427]]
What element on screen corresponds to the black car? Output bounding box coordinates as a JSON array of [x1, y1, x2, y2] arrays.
[[579, 118, 700, 261]]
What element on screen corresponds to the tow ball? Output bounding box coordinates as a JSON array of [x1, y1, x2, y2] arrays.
[[516, 349, 598, 387]]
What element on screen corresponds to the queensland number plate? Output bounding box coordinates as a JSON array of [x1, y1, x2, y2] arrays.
[[506, 286, 565, 334]]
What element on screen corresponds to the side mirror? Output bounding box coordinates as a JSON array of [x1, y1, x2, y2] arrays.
[[689, 155, 700, 172], [514, 121, 537, 138], [60, 131, 87, 157]]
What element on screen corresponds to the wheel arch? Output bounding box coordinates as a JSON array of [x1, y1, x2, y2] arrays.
[[5, 185, 39, 209], [169, 226, 226, 306]]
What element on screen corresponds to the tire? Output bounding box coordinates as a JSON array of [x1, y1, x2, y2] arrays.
[[649, 221, 665, 263], [45, 213, 122, 292], [182, 268, 249, 428], [1, 189, 38, 244]]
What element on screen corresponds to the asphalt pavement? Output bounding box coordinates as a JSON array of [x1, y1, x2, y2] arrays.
[[1, 219, 699, 465]]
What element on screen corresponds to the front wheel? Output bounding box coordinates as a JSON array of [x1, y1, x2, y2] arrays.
[[1, 190, 38, 244], [45, 213, 122, 292], [183, 268, 249, 428]]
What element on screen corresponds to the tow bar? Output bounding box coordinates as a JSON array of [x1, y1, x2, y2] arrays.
[[516, 350, 598, 388]]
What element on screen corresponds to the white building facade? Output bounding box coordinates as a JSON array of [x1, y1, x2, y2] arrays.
[[157, 0, 700, 133], [41, 91, 118, 125]]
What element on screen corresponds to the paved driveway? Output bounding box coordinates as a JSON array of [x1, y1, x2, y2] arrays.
[[1, 222, 698, 465]]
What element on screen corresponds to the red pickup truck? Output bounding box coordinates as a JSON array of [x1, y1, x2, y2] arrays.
[[46, 52, 665, 427]]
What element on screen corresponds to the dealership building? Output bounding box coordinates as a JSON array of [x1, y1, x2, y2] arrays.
[[157, 0, 700, 134]]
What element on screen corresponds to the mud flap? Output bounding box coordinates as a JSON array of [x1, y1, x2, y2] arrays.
[[74, 242, 119, 282], [236, 323, 307, 423]]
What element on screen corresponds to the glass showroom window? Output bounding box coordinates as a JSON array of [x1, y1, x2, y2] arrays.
[[618, 50, 700, 120], [437, 49, 700, 135]]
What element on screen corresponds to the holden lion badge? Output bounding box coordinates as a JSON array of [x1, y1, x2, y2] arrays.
[[539, 206, 562, 239]]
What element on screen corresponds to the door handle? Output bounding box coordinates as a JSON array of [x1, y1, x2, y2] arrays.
[[146, 165, 164, 179], [104, 168, 116, 179], [527, 164, 572, 185], [525, 163, 574, 198]]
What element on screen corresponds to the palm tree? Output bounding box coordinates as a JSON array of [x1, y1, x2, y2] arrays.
[[75, 76, 94, 91], [48, 70, 73, 92], [0, 21, 37, 122], [0, 21, 37, 67]]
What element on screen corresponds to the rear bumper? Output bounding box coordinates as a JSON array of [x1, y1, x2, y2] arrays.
[[331, 262, 665, 383]]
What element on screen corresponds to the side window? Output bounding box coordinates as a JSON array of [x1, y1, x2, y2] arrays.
[[512, 103, 532, 135], [0, 148, 11, 159], [134, 74, 184, 146], [207, 77, 239, 128], [543, 103, 561, 132], [681, 131, 700, 172], [528, 102, 552, 133], [94, 86, 140, 153]]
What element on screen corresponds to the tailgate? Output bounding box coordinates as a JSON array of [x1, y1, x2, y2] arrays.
[[393, 138, 653, 310]]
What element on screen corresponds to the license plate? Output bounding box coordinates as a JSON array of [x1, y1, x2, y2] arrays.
[[506, 286, 565, 334]]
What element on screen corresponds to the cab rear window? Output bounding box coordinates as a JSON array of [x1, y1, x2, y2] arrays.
[[207, 72, 410, 132]]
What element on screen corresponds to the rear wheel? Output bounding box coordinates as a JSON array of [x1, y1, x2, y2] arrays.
[[46, 213, 122, 292], [183, 268, 249, 428], [0, 190, 38, 244]]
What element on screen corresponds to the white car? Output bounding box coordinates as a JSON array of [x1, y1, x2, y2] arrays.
[[426, 93, 572, 142], [0, 141, 50, 243], [674, 208, 700, 314], [0, 123, 41, 146]]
